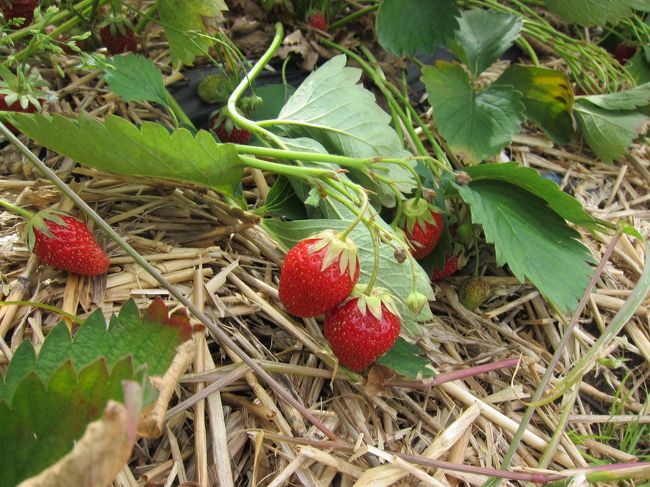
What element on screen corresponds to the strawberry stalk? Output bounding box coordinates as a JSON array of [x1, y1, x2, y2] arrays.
[[239, 155, 337, 180], [0, 198, 34, 220]]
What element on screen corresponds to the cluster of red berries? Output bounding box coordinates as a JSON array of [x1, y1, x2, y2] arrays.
[[278, 231, 400, 372]]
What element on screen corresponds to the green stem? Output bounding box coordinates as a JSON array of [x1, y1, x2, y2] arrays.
[[227, 22, 285, 147], [240, 155, 337, 180], [364, 233, 380, 295], [236, 145, 375, 171], [338, 184, 368, 241], [328, 4, 379, 30], [165, 92, 193, 128], [0, 199, 35, 220]]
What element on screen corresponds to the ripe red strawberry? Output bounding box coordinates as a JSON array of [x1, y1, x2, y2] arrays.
[[29, 213, 110, 276], [100, 24, 137, 55], [0, 92, 36, 112], [213, 120, 251, 145], [324, 289, 401, 372], [431, 255, 458, 281], [1, 0, 38, 24], [399, 198, 443, 260], [614, 43, 636, 65], [308, 11, 328, 31], [278, 230, 359, 317]]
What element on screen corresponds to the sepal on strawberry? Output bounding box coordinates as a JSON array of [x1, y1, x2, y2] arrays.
[[398, 197, 443, 260], [278, 230, 360, 317], [99, 15, 137, 54]]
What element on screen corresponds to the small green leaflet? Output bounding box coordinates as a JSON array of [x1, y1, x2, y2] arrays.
[[11, 113, 243, 195], [544, 0, 637, 26], [422, 62, 525, 163], [454, 178, 596, 314], [0, 359, 142, 487], [260, 176, 308, 220], [574, 100, 649, 163], [102, 53, 169, 107], [377, 337, 434, 379], [495, 65, 574, 144], [262, 218, 435, 335], [157, 0, 228, 66], [448, 9, 523, 76], [376, 0, 459, 56]]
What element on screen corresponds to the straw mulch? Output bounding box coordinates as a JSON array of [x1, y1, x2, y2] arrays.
[[1, 42, 649, 487]]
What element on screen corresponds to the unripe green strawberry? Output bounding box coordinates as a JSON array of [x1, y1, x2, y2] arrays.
[[459, 277, 489, 311], [197, 74, 231, 104], [278, 230, 359, 317], [324, 287, 400, 372]]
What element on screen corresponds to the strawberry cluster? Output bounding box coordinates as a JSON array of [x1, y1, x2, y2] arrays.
[[278, 231, 401, 372]]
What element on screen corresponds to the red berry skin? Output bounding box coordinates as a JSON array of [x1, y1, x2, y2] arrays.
[[324, 298, 400, 372], [403, 211, 443, 260], [33, 216, 110, 276], [614, 44, 636, 65], [99, 25, 137, 55], [278, 238, 359, 317], [1, 0, 38, 24], [213, 121, 251, 145], [431, 255, 458, 281], [308, 12, 328, 31]]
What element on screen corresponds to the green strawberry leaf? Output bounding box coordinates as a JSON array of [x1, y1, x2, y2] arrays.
[[10, 113, 243, 196], [260, 176, 308, 220], [577, 82, 650, 110], [0, 358, 142, 487], [462, 163, 600, 231], [494, 64, 574, 144], [573, 99, 649, 163], [262, 218, 434, 336], [544, 0, 638, 26], [377, 337, 434, 379], [448, 9, 523, 76], [101, 53, 169, 107], [454, 179, 596, 314], [0, 298, 196, 404], [273, 55, 417, 197], [376, 0, 459, 56], [157, 0, 228, 66], [422, 62, 525, 163]]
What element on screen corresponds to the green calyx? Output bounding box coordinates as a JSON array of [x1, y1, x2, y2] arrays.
[[0, 65, 51, 110], [24, 209, 70, 250], [406, 291, 428, 315], [399, 197, 440, 235], [349, 285, 400, 321], [308, 230, 358, 280]]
